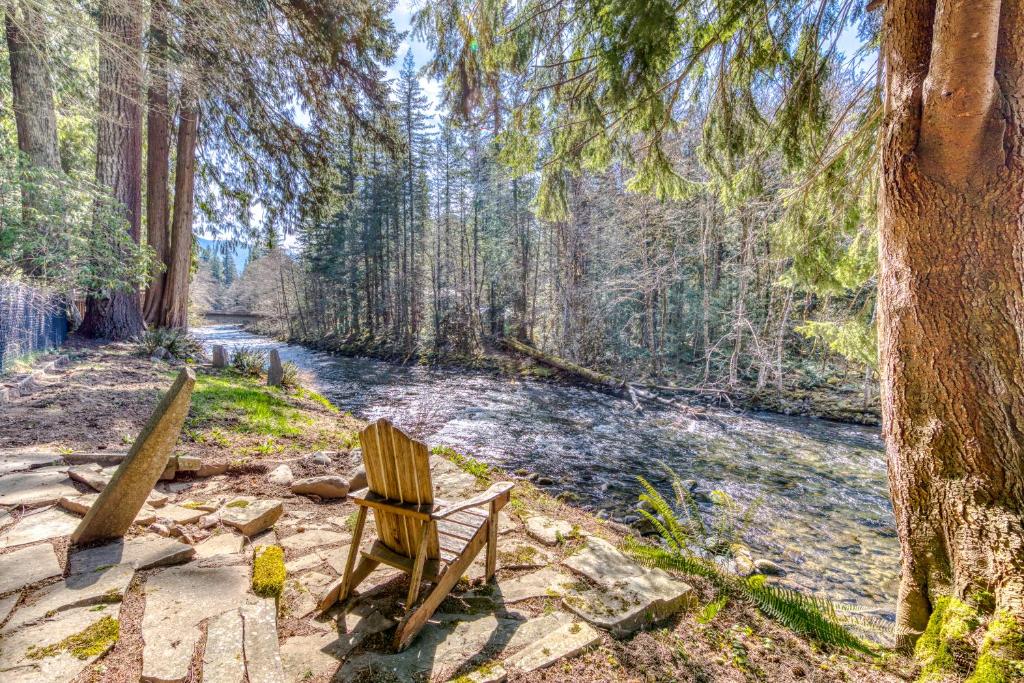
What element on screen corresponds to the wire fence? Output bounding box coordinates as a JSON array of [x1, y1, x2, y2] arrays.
[[0, 279, 68, 374]]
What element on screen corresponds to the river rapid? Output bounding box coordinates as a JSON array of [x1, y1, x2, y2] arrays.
[[196, 324, 900, 618]]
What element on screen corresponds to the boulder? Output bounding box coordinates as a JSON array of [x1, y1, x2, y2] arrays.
[[267, 349, 284, 387], [754, 558, 784, 576], [290, 475, 349, 499], [348, 467, 367, 492], [72, 368, 196, 545], [307, 451, 333, 467], [267, 464, 294, 486]]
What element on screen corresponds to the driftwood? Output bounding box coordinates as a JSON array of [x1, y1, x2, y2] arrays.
[[499, 337, 718, 414]]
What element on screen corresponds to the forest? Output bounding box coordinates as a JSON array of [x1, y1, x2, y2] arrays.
[[1, 0, 1023, 679]]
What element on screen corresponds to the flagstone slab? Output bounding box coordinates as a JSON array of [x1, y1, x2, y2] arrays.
[[67, 536, 195, 575], [202, 609, 245, 683], [0, 468, 79, 507], [67, 463, 110, 491], [0, 451, 64, 476], [220, 499, 283, 537], [60, 493, 159, 525], [339, 611, 572, 682], [2, 563, 134, 633], [241, 599, 286, 683], [560, 535, 695, 636], [141, 563, 255, 683], [156, 503, 207, 525], [195, 531, 245, 559], [279, 605, 392, 681], [0, 602, 120, 683], [279, 528, 348, 553], [505, 621, 601, 674], [0, 592, 18, 624], [0, 506, 81, 548], [524, 515, 574, 546], [474, 566, 578, 604], [285, 547, 331, 573], [0, 543, 62, 595]]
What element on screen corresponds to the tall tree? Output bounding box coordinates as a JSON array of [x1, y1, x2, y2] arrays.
[[80, 0, 145, 339], [142, 0, 171, 324], [4, 0, 62, 274]]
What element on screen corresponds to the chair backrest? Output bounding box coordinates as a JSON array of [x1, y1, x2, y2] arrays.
[[359, 418, 440, 560]]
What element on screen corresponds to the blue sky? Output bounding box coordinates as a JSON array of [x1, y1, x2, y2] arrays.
[[387, 0, 442, 117]]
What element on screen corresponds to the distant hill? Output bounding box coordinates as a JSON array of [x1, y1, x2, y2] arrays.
[[196, 237, 250, 274]]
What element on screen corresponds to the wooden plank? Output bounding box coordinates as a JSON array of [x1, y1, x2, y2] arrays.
[[363, 540, 442, 581], [349, 489, 434, 520], [405, 522, 433, 609], [486, 502, 498, 581]]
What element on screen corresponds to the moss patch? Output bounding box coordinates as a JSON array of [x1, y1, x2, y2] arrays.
[[253, 545, 286, 599], [26, 616, 119, 661], [915, 596, 980, 681], [965, 611, 1024, 683], [226, 499, 250, 509]]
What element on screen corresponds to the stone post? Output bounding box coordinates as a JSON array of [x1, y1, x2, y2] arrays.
[[212, 345, 228, 368], [72, 367, 196, 544], [267, 349, 284, 387]]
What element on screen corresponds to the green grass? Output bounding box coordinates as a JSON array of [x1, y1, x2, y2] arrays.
[[431, 445, 492, 484], [187, 372, 311, 437]]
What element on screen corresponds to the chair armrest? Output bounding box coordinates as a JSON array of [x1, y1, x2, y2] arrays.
[[431, 482, 515, 520]]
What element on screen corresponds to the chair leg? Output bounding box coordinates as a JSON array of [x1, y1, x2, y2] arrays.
[[338, 506, 368, 601], [405, 521, 433, 610], [485, 501, 498, 582]]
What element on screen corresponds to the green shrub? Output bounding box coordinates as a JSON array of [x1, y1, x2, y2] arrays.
[[252, 545, 286, 599], [231, 346, 266, 376], [137, 328, 204, 361], [280, 360, 300, 389]]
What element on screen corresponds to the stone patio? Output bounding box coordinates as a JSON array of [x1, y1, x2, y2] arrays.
[[0, 448, 693, 682]]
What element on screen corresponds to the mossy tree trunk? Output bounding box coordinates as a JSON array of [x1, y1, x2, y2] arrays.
[[879, 0, 1024, 647]]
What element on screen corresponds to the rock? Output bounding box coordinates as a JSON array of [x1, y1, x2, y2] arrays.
[[59, 494, 159, 526], [754, 558, 784, 575], [159, 458, 177, 481], [0, 467, 80, 507], [561, 536, 695, 636], [195, 532, 245, 558], [0, 450, 64, 476], [150, 523, 171, 537], [267, 349, 284, 387], [67, 463, 110, 491], [72, 368, 196, 545], [524, 515, 574, 546], [279, 604, 392, 681], [141, 563, 256, 683], [2, 563, 134, 633], [197, 460, 229, 477], [0, 543, 62, 594], [0, 387, 10, 405], [447, 664, 507, 683], [0, 592, 18, 623], [199, 513, 220, 529], [279, 528, 348, 553], [0, 602, 121, 683], [267, 464, 294, 486], [340, 612, 572, 682], [241, 599, 286, 683], [202, 609, 245, 682], [505, 622, 602, 674], [68, 536, 195, 575], [307, 451, 333, 467], [211, 345, 229, 368], [155, 504, 206, 525], [220, 499, 283, 537], [348, 467, 367, 492], [153, 346, 170, 360], [290, 475, 349, 499], [176, 455, 201, 472], [0, 506, 81, 548], [535, 476, 555, 486]]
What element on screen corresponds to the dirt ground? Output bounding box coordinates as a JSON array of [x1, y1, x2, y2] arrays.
[[0, 337, 913, 682]]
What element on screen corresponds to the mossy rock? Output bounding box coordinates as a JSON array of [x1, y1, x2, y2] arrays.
[[26, 616, 120, 661], [252, 545, 286, 600]]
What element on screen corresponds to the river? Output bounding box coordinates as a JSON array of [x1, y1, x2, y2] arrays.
[[195, 324, 900, 618]]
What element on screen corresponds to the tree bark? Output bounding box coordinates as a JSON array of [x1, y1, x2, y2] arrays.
[[159, 96, 200, 329], [880, 0, 1024, 647], [142, 0, 171, 324], [80, 0, 145, 339], [5, 0, 62, 275]]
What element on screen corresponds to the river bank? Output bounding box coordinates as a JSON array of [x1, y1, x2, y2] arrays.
[[0, 336, 908, 682], [247, 322, 882, 427]]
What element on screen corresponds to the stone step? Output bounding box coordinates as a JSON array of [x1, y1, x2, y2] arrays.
[[505, 621, 602, 674]]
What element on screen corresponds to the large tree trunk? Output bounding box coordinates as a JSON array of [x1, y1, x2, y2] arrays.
[[80, 0, 145, 339], [5, 0, 62, 276], [159, 96, 200, 329], [142, 0, 171, 324], [880, 0, 1024, 646]]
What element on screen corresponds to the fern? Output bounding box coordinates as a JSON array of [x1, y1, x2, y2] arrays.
[[627, 466, 884, 653]]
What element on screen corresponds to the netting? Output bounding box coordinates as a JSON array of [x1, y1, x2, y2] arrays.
[[0, 279, 68, 374]]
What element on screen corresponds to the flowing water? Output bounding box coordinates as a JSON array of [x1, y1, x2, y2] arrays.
[[196, 324, 900, 618]]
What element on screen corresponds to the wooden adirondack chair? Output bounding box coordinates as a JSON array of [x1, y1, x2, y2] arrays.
[[319, 418, 514, 651]]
